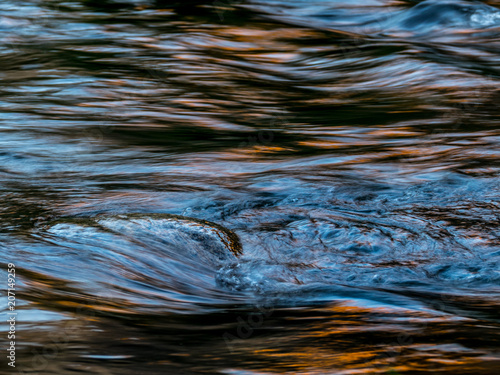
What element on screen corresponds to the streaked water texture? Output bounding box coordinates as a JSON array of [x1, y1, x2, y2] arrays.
[[0, 0, 499, 374]]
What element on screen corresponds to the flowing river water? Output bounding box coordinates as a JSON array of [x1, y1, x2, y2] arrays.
[[0, 0, 499, 374]]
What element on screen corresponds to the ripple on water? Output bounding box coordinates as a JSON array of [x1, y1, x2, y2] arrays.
[[19, 214, 244, 315]]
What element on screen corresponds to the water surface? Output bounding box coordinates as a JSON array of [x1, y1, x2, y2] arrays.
[[0, 0, 499, 374]]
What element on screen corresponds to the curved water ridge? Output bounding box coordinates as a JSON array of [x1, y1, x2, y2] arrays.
[[17, 214, 244, 315], [251, 0, 500, 36], [395, 0, 500, 30]]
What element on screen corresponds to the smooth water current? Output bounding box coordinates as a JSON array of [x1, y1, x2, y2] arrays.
[[0, 0, 499, 374]]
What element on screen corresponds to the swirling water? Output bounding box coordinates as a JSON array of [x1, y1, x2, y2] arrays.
[[0, 0, 499, 373]]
